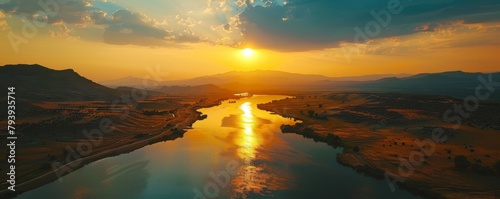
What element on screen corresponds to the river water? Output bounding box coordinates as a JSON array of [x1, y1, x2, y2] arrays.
[[18, 95, 420, 199]]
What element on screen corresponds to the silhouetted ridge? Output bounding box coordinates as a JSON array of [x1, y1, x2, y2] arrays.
[[0, 64, 120, 101], [158, 84, 230, 94]]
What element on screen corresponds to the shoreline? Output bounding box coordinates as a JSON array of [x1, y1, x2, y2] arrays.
[[1, 96, 233, 198], [279, 120, 444, 199], [256, 94, 467, 199], [258, 93, 500, 199]]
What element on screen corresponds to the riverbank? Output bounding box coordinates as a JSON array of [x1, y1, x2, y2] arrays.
[[279, 123, 442, 198], [0, 94, 237, 198], [258, 93, 500, 199]]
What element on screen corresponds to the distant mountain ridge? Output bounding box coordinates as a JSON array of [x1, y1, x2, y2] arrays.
[[2, 64, 499, 101], [0, 64, 233, 101], [100, 76, 163, 88], [342, 71, 500, 100], [160, 70, 500, 99], [101, 70, 411, 89], [0, 64, 121, 101], [100, 70, 334, 88], [158, 84, 231, 94]]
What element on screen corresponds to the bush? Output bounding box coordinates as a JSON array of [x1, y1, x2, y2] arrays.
[[472, 163, 495, 175], [40, 162, 51, 170], [494, 160, 500, 173], [308, 110, 315, 117], [454, 155, 471, 171], [353, 146, 360, 153], [325, 134, 341, 146]]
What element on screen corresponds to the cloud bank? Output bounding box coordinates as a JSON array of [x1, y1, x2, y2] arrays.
[[1, 0, 500, 50]]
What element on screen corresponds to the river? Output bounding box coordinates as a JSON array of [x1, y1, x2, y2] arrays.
[[17, 95, 420, 199]]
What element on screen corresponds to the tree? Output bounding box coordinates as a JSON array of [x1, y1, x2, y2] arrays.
[[494, 160, 500, 173], [353, 146, 360, 153], [454, 155, 470, 171], [40, 162, 51, 170], [325, 134, 341, 146], [308, 110, 315, 117], [318, 104, 323, 108], [472, 162, 495, 175]]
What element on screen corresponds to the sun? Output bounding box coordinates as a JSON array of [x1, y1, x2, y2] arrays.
[[242, 48, 254, 58]]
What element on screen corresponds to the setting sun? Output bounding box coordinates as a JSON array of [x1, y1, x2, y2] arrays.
[[242, 48, 255, 58]]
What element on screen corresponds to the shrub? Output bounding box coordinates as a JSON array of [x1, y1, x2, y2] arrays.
[[40, 162, 51, 170], [494, 160, 500, 173], [308, 110, 315, 117], [472, 163, 495, 175], [454, 155, 471, 171]]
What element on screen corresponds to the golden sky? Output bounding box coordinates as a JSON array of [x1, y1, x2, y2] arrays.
[[1, 1, 500, 81]]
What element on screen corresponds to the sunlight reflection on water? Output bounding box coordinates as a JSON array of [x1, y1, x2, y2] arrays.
[[17, 95, 421, 199]]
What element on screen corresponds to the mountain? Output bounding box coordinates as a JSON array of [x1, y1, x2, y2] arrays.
[[160, 70, 500, 99], [100, 71, 410, 89], [162, 70, 332, 86], [157, 84, 231, 94], [100, 70, 500, 99], [100, 76, 163, 89], [100, 70, 339, 92], [343, 71, 500, 100], [0, 64, 120, 101], [326, 73, 412, 81], [10, 64, 497, 100]]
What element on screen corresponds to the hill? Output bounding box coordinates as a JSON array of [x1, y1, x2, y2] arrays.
[[0, 64, 120, 101], [100, 76, 163, 89], [157, 84, 231, 94], [343, 71, 500, 100], [9, 64, 498, 100]]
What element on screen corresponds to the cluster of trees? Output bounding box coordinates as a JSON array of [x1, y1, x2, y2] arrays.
[[171, 127, 185, 135], [325, 134, 342, 147], [301, 109, 327, 120], [454, 155, 500, 176], [143, 109, 173, 116]]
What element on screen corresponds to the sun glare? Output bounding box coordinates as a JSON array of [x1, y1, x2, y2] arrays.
[[242, 48, 254, 58]]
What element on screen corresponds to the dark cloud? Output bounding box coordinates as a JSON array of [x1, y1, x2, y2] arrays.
[[0, 1, 178, 46], [90, 10, 110, 25], [239, 0, 500, 51], [0, 0, 94, 24], [101, 9, 168, 46], [3, 0, 499, 50]]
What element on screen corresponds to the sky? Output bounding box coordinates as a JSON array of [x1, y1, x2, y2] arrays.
[[1, 0, 500, 81]]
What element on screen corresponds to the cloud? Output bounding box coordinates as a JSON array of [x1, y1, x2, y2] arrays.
[[100, 9, 169, 46], [0, 0, 94, 24], [2, 0, 499, 51], [237, 0, 500, 51], [48, 23, 78, 39], [0, 10, 8, 30], [0, 0, 176, 46], [337, 21, 500, 58]]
